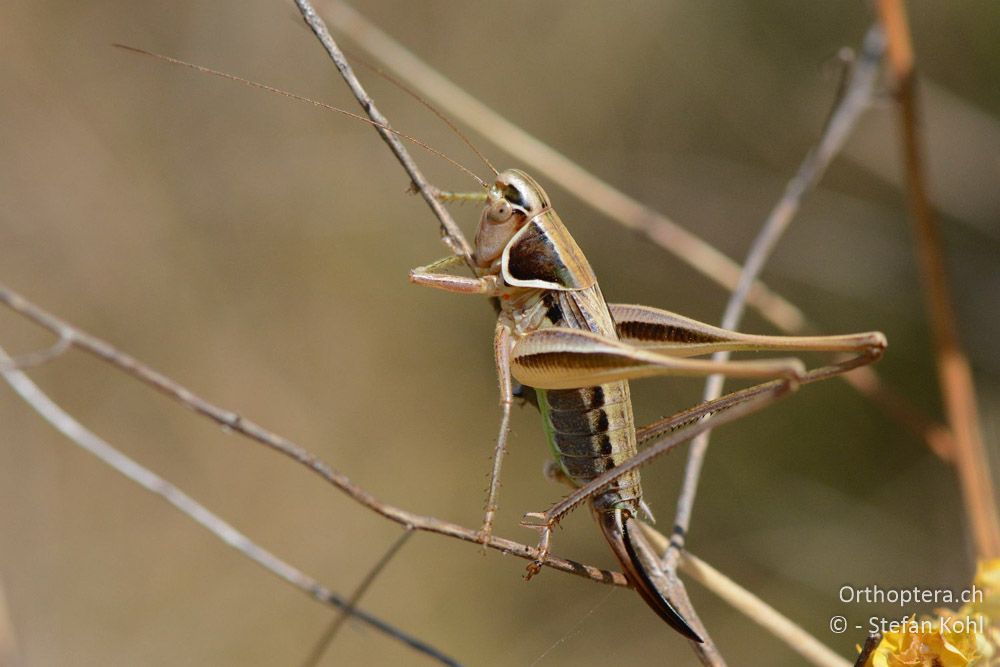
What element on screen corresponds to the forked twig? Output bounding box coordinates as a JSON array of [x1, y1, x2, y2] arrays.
[[874, 0, 1000, 559], [0, 285, 626, 588], [665, 24, 886, 561], [5, 277, 864, 663], [0, 344, 460, 667], [639, 24, 886, 660]]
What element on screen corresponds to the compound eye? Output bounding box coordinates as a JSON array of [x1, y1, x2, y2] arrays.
[[488, 199, 514, 223]]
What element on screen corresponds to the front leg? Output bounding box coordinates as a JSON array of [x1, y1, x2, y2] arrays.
[[411, 256, 512, 544], [478, 320, 514, 545], [409, 255, 501, 295]]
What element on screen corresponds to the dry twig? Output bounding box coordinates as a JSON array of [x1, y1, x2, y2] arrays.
[[293, 0, 476, 270], [0, 342, 460, 667], [665, 23, 886, 559], [639, 24, 887, 661], [302, 530, 415, 667], [875, 0, 1000, 559], [641, 523, 852, 667], [0, 285, 626, 588]]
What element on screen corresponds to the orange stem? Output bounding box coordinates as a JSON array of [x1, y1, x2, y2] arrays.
[[876, 0, 1000, 558]]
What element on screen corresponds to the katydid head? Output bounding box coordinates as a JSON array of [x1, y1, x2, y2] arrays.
[[474, 169, 550, 269]]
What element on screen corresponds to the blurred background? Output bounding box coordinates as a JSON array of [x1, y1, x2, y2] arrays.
[[1, 1, 998, 665]]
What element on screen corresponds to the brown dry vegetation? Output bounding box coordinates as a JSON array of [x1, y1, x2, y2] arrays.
[[1, 2, 999, 665]]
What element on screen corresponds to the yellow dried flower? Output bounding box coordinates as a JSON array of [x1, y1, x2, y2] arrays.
[[968, 558, 1000, 621], [861, 560, 1000, 667], [865, 616, 983, 667]]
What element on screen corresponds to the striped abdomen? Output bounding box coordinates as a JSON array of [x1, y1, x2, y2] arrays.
[[538, 381, 642, 515]]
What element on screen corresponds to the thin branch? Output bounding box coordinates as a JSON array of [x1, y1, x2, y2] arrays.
[[303, 530, 414, 667], [681, 555, 849, 667], [874, 0, 1000, 558], [292, 0, 476, 270], [0, 284, 626, 588], [628, 26, 884, 662], [639, 525, 852, 667], [0, 344, 460, 667], [665, 24, 886, 565]]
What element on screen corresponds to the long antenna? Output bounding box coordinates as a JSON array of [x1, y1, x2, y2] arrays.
[[344, 49, 499, 177], [113, 44, 487, 189]]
